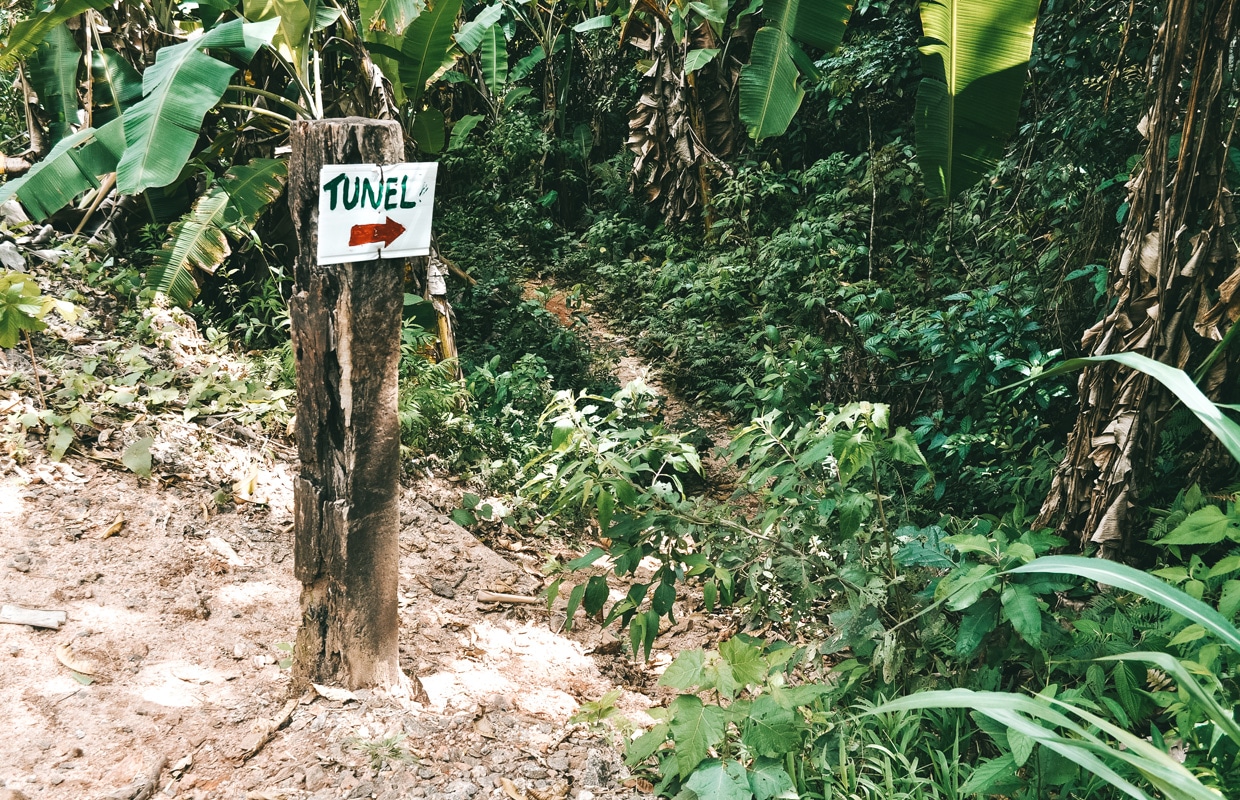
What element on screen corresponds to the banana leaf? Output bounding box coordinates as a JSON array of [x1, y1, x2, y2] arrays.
[[0, 117, 125, 220], [90, 49, 143, 125], [398, 0, 462, 106], [738, 0, 852, 142], [242, 0, 311, 77], [0, 0, 111, 71], [26, 23, 80, 145], [147, 157, 288, 306], [455, 3, 502, 54], [915, 0, 1041, 199], [358, 0, 423, 36], [478, 21, 507, 95], [410, 107, 445, 153], [116, 18, 278, 196]]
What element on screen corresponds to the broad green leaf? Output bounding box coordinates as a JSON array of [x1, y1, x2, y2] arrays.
[[738, 0, 851, 141], [748, 756, 795, 800], [448, 113, 484, 149], [624, 721, 669, 765], [684, 759, 751, 800], [1220, 580, 1240, 620], [582, 574, 609, 616], [0, 276, 48, 348], [479, 23, 509, 94], [411, 107, 445, 153], [47, 425, 73, 461], [784, 0, 852, 51], [1207, 555, 1240, 579], [27, 24, 80, 144], [1011, 556, 1240, 655], [938, 563, 997, 610], [741, 696, 800, 758], [573, 14, 613, 33], [219, 158, 288, 230], [1001, 583, 1042, 648], [90, 49, 143, 124], [563, 583, 586, 630], [652, 580, 675, 616], [0, 0, 111, 70], [668, 695, 727, 779], [955, 594, 999, 657], [684, 48, 719, 74], [147, 158, 287, 305], [1160, 506, 1239, 545], [398, 0, 462, 105], [1008, 727, 1035, 767], [915, 0, 1041, 199], [117, 19, 278, 195], [960, 754, 1018, 795], [149, 188, 229, 305], [358, 0, 423, 36], [0, 118, 126, 220], [122, 436, 154, 478], [887, 425, 931, 469], [455, 3, 502, 53], [720, 637, 766, 688], [660, 648, 705, 690], [509, 45, 544, 84], [242, 0, 311, 74]]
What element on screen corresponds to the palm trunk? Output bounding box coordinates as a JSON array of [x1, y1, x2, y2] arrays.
[[1037, 0, 1240, 555]]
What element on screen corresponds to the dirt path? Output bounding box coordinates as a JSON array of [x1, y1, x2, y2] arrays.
[[0, 441, 668, 799], [0, 270, 737, 800]]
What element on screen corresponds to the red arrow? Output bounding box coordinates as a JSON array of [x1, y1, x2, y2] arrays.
[[349, 216, 406, 247]]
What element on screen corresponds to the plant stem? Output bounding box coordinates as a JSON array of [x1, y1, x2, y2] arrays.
[[24, 331, 45, 410], [226, 85, 311, 117], [218, 104, 295, 126]]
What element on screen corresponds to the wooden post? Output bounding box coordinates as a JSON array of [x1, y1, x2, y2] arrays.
[[287, 118, 408, 691]]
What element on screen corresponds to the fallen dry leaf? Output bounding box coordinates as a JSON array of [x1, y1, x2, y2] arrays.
[[312, 683, 358, 703], [499, 777, 526, 800], [55, 643, 105, 677], [233, 465, 259, 503], [100, 512, 125, 539], [474, 716, 496, 739]]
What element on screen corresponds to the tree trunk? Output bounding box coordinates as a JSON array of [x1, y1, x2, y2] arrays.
[[1037, 0, 1240, 554], [287, 118, 411, 692]]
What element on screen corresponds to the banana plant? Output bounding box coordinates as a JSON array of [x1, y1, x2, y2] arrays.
[[117, 18, 279, 195], [915, 0, 1042, 200], [738, 0, 853, 141], [147, 158, 289, 305]]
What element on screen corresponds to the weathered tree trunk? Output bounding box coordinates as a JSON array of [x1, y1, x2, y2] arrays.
[[1037, 0, 1240, 554], [287, 118, 409, 691]]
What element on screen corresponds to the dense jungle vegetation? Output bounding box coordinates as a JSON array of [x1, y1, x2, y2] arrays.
[[3, 0, 1240, 797]]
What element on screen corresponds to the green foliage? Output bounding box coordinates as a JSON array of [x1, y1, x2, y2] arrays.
[[116, 18, 277, 195], [915, 0, 1041, 199], [147, 158, 288, 306], [0, 271, 76, 349], [739, 0, 853, 141]]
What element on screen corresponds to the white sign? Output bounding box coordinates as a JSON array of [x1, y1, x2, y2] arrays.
[[316, 162, 438, 265]]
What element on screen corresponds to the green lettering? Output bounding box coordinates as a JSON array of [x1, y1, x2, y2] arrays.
[[384, 177, 399, 210], [361, 177, 383, 210], [400, 175, 417, 209], [342, 177, 361, 210], [322, 173, 347, 210]]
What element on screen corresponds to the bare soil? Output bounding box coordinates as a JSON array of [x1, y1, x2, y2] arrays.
[[0, 281, 734, 800]]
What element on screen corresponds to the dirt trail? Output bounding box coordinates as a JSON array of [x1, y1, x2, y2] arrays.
[[0, 432, 674, 799], [0, 269, 740, 800]]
